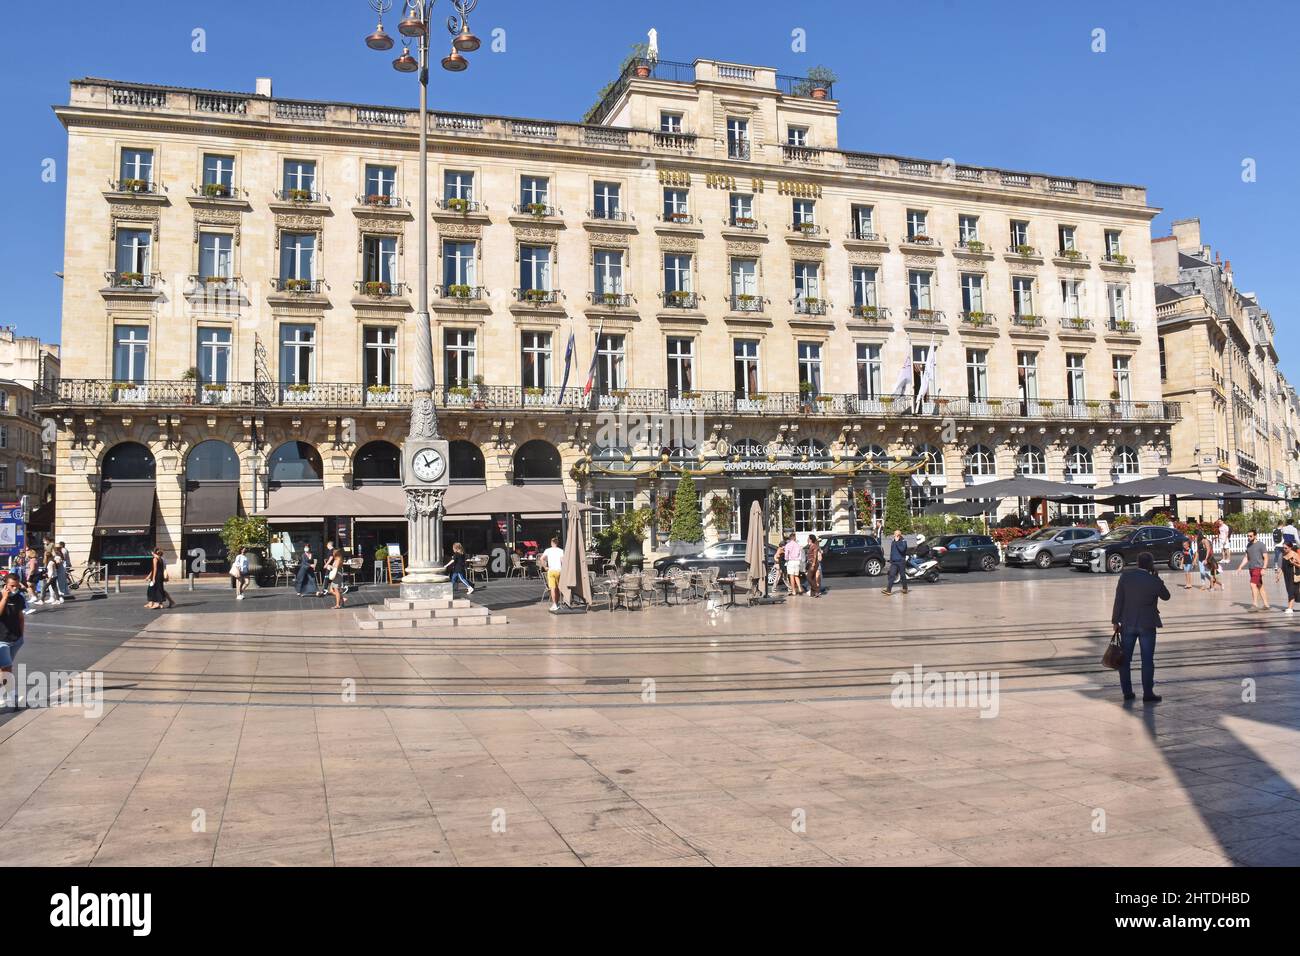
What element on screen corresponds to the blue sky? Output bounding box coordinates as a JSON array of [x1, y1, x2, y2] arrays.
[[3, 0, 1296, 375]]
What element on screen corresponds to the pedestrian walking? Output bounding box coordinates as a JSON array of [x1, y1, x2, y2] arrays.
[[325, 549, 347, 609], [539, 535, 565, 611], [1180, 538, 1194, 590], [1217, 517, 1231, 564], [782, 533, 804, 596], [229, 546, 251, 600], [1111, 552, 1170, 703], [1283, 516, 1299, 548], [440, 541, 475, 595], [144, 547, 173, 609], [1193, 532, 1211, 589], [1273, 523, 1286, 583], [1236, 530, 1271, 611], [22, 548, 41, 609], [806, 534, 823, 597], [1281, 543, 1300, 614], [294, 544, 318, 596], [43, 549, 65, 605], [55, 542, 73, 600], [0, 573, 26, 709], [881, 529, 909, 595]]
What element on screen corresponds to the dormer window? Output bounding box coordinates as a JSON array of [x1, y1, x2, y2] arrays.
[[660, 112, 683, 133]]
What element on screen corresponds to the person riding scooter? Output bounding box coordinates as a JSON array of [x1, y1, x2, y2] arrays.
[[909, 534, 932, 572]]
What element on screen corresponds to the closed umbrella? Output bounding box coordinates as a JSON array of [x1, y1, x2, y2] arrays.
[[744, 500, 767, 597], [557, 507, 591, 609]]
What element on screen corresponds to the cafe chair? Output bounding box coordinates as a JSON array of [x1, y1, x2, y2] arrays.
[[468, 555, 490, 584], [618, 573, 644, 611], [507, 553, 526, 578]]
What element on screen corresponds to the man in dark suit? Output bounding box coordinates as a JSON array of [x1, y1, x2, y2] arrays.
[[880, 529, 909, 596], [1112, 552, 1171, 703]]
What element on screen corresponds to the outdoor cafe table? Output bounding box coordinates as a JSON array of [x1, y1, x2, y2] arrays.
[[652, 576, 675, 605], [716, 576, 741, 608]]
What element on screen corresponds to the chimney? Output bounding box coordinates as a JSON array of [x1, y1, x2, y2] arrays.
[[255, 77, 273, 98], [1170, 217, 1201, 252]]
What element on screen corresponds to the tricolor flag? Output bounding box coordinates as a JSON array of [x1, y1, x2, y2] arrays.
[[583, 321, 605, 396], [558, 329, 576, 395]]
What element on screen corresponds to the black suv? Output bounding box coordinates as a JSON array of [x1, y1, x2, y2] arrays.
[[933, 534, 1001, 572], [652, 540, 778, 577], [1069, 525, 1189, 573], [819, 534, 886, 576]]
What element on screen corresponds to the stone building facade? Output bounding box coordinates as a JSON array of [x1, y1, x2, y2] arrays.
[[0, 328, 60, 520], [1154, 218, 1300, 509], [44, 60, 1178, 570]]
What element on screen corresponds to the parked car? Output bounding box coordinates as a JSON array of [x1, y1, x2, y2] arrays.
[[819, 534, 886, 576], [1069, 525, 1189, 573], [1005, 526, 1102, 568], [932, 534, 1001, 571], [652, 540, 778, 577]]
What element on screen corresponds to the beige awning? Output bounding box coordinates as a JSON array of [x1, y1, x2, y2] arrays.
[[447, 483, 592, 516], [263, 485, 398, 520]]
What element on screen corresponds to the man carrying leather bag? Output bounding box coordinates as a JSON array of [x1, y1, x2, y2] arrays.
[[1110, 552, 1171, 703]]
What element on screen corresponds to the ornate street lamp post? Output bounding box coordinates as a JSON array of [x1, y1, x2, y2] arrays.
[[364, 0, 480, 598]]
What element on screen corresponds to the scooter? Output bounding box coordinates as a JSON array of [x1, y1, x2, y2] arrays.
[[903, 557, 941, 584]]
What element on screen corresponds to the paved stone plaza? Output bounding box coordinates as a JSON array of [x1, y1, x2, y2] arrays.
[[2, 569, 1299, 867]]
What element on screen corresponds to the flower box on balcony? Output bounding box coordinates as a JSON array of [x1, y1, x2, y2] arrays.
[[735, 294, 755, 305], [118, 272, 144, 286], [814, 395, 834, 406], [203, 182, 231, 198], [665, 291, 692, 306], [367, 385, 393, 395], [668, 212, 691, 223], [1060, 248, 1083, 261], [1108, 253, 1129, 265], [1015, 244, 1035, 257], [202, 383, 228, 392], [962, 240, 985, 253], [610, 389, 630, 400], [912, 309, 935, 320], [1085, 400, 1102, 409], [447, 385, 471, 399], [287, 383, 313, 393], [526, 202, 549, 217], [365, 193, 392, 206], [965, 312, 989, 326], [732, 217, 756, 227], [854, 305, 881, 320], [446, 197, 470, 213], [364, 281, 391, 297], [204, 276, 230, 288], [284, 279, 312, 293], [909, 234, 931, 244], [201, 383, 230, 405], [121, 179, 149, 193], [446, 284, 473, 299], [1068, 318, 1089, 330], [1016, 315, 1042, 327], [524, 288, 550, 303], [798, 222, 817, 234], [288, 188, 313, 202], [1114, 320, 1135, 333], [600, 292, 622, 306]]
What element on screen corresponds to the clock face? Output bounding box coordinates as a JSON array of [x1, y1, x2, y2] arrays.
[[411, 447, 446, 483]]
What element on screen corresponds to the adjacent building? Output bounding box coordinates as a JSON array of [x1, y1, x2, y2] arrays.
[[0, 328, 60, 530], [1154, 218, 1300, 507], [44, 59, 1179, 571]]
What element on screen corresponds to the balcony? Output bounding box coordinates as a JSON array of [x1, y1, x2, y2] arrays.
[[661, 291, 700, 310], [905, 308, 943, 325], [514, 288, 560, 305], [357, 193, 403, 210], [960, 311, 998, 330], [953, 239, 992, 258], [782, 145, 824, 166], [187, 274, 241, 295], [728, 294, 765, 313], [435, 284, 487, 302], [354, 280, 407, 299], [435, 197, 482, 214], [1054, 248, 1089, 266], [1100, 253, 1135, 271], [112, 178, 157, 195], [1009, 314, 1046, 331], [847, 228, 884, 243], [587, 291, 634, 308], [651, 131, 697, 153], [1060, 316, 1094, 334], [103, 271, 160, 291], [790, 222, 822, 238], [512, 202, 560, 219], [1005, 244, 1042, 261], [1107, 318, 1138, 335], [270, 277, 322, 295], [793, 297, 828, 316], [273, 187, 323, 204], [727, 140, 751, 160], [849, 304, 890, 323], [586, 208, 630, 223], [36, 379, 1182, 424], [901, 234, 941, 251], [658, 211, 695, 226], [726, 216, 761, 231], [194, 182, 237, 200]]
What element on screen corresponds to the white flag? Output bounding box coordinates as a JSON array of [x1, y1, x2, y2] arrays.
[[915, 345, 937, 411], [891, 354, 911, 397]]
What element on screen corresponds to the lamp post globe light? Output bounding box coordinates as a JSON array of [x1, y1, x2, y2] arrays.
[[365, 0, 481, 599]]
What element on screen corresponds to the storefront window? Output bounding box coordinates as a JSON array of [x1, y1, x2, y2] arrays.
[[793, 488, 832, 532]]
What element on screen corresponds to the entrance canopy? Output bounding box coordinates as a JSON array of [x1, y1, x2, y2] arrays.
[[184, 482, 239, 533], [95, 482, 155, 536], [263, 485, 398, 522]]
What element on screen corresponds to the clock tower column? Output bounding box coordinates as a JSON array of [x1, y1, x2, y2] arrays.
[[400, 392, 452, 600]]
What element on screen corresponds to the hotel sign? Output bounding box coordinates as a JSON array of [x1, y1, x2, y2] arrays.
[[722, 459, 827, 474]]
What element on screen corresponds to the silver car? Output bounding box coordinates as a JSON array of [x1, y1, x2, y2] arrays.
[[1005, 526, 1101, 568]]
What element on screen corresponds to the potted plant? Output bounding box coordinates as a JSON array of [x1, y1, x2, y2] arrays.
[[733, 216, 755, 227], [367, 384, 393, 395], [1069, 316, 1088, 330], [526, 202, 549, 217], [601, 291, 621, 306], [287, 382, 313, 394], [365, 193, 390, 206], [1015, 243, 1035, 257], [285, 278, 311, 293], [121, 178, 149, 193], [288, 188, 312, 202], [182, 366, 200, 382], [447, 197, 469, 213], [610, 506, 653, 566], [524, 288, 549, 302], [118, 271, 144, 286], [910, 233, 931, 244], [1018, 314, 1042, 327], [1116, 319, 1135, 333], [966, 311, 988, 326], [798, 65, 838, 100], [203, 182, 231, 198], [447, 384, 471, 403], [669, 210, 691, 223], [666, 290, 691, 306], [799, 221, 817, 234], [709, 495, 735, 536], [963, 239, 985, 253], [220, 515, 269, 587], [855, 304, 880, 320], [1062, 248, 1083, 260], [814, 394, 834, 408], [681, 390, 701, 400], [1109, 252, 1128, 265], [445, 284, 471, 299], [364, 280, 391, 297]]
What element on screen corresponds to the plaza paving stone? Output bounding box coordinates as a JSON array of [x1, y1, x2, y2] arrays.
[[2, 569, 1299, 866]]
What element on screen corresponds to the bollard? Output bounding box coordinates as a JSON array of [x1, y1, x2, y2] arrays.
[[114, 575, 121, 594], [188, 573, 195, 591]]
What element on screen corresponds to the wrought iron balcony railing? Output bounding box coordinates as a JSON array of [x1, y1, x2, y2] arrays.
[[354, 280, 407, 298], [660, 291, 700, 309], [587, 291, 633, 307], [358, 193, 402, 208], [271, 277, 323, 294], [514, 288, 560, 305], [104, 271, 159, 289], [435, 284, 487, 301], [793, 298, 828, 315], [729, 294, 765, 313], [35, 380, 1182, 423], [435, 197, 481, 213], [848, 228, 883, 242], [850, 304, 890, 322], [513, 202, 559, 218], [187, 274, 240, 293], [906, 308, 943, 324], [114, 178, 156, 194], [587, 208, 629, 222], [274, 187, 323, 203]]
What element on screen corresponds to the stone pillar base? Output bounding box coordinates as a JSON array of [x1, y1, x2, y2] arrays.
[[400, 569, 452, 601]]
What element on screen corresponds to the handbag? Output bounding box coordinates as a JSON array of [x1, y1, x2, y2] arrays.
[[1102, 627, 1126, 669]]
